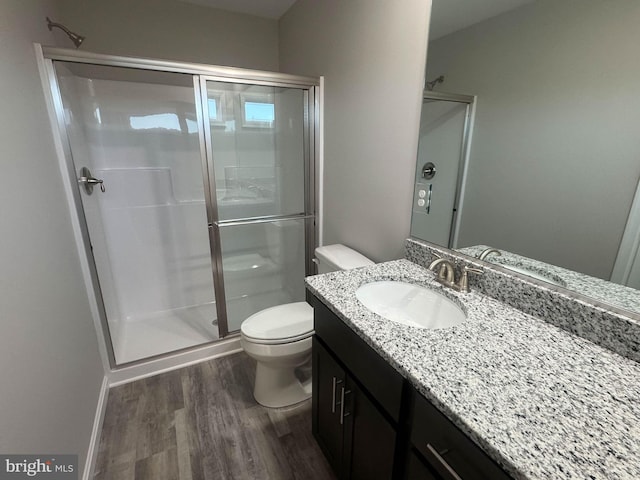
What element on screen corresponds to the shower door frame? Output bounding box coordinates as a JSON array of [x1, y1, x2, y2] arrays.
[[38, 45, 320, 369]]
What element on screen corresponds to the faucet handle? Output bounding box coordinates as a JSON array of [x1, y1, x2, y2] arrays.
[[457, 266, 483, 293]]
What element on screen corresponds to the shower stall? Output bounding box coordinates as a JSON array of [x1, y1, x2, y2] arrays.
[[39, 47, 319, 367]]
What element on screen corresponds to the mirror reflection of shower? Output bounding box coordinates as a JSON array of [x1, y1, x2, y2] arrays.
[[410, 91, 475, 248]]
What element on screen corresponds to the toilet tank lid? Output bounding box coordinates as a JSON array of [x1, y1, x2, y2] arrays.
[[315, 244, 374, 270], [240, 302, 313, 341]]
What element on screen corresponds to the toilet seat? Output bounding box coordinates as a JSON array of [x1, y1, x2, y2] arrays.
[[242, 330, 313, 345], [240, 302, 313, 345]]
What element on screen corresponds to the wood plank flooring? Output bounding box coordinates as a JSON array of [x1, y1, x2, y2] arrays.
[[94, 352, 336, 480]]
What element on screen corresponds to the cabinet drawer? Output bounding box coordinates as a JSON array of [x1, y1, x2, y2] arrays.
[[411, 391, 512, 480], [406, 449, 439, 480], [309, 294, 404, 422]]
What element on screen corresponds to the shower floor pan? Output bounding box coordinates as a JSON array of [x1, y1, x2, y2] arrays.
[[112, 302, 219, 365]]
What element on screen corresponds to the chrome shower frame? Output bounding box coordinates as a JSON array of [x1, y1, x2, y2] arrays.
[[36, 44, 321, 372]]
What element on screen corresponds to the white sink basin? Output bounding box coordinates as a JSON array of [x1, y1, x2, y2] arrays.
[[355, 281, 466, 329]]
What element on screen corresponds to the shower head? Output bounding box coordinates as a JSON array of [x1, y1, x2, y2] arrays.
[[426, 75, 445, 91], [46, 17, 85, 49]]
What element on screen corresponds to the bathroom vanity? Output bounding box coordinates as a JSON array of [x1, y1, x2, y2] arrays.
[[306, 255, 640, 480], [309, 294, 510, 479]]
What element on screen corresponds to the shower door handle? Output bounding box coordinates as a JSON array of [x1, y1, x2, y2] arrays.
[[78, 167, 105, 194]]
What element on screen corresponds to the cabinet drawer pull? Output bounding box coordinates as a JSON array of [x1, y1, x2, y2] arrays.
[[331, 377, 343, 413], [425, 443, 462, 480], [339, 387, 352, 425]]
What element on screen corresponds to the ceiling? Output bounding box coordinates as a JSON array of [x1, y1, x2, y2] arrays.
[[429, 0, 535, 40], [178, 0, 297, 19], [177, 0, 535, 35]]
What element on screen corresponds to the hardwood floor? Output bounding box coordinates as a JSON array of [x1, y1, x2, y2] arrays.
[[95, 352, 336, 480]]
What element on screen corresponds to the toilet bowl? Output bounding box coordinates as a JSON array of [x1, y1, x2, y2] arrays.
[[240, 302, 314, 408], [240, 244, 374, 408]]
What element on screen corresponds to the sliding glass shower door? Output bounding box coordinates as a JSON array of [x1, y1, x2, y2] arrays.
[[201, 80, 311, 333], [45, 49, 318, 368], [54, 63, 219, 364]]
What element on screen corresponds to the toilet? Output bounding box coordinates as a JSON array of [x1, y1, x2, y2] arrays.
[[240, 244, 374, 408]]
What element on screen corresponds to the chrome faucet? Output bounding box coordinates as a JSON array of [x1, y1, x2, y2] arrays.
[[428, 257, 483, 293], [428, 258, 455, 284], [478, 248, 502, 261]]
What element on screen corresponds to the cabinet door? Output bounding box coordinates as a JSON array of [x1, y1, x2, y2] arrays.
[[344, 378, 397, 480], [313, 337, 346, 474]]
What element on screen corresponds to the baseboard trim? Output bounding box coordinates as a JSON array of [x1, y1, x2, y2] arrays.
[[108, 337, 243, 387], [83, 376, 110, 480]]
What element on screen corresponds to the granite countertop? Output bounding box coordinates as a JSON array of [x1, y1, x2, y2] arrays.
[[305, 259, 640, 480], [458, 245, 640, 315]]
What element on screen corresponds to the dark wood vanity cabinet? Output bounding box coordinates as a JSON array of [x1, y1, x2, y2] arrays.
[[309, 293, 512, 480], [311, 293, 404, 480], [313, 338, 398, 479]]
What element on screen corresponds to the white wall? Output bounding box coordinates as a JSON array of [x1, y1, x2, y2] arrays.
[[278, 0, 431, 261], [0, 0, 104, 472], [426, 0, 640, 279], [54, 0, 280, 71]]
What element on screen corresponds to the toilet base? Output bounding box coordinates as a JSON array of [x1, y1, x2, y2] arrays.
[[253, 362, 312, 408]]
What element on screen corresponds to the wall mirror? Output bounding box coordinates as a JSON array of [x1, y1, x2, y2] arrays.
[[412, 0, 640, 316]]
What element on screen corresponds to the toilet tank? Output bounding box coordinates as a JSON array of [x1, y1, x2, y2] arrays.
[[314, 244, 374, 273]]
